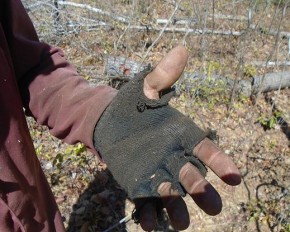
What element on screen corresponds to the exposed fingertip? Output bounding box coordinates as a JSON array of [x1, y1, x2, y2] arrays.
[[140, 221, 155, 232], [208, 201, 222, 216], [139, 203, 157, 231], [222, 173, 242, 186], [172, 43, 188, 54], [170, 210, 190, 230], [191, 192, 223, 216], [193, 190, 222, 216]]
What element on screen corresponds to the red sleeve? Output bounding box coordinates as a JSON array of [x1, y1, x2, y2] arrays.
[[4, 1, 118, 157]]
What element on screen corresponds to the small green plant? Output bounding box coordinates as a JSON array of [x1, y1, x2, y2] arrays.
[[207, 61, 222, 78], [177, 73, 233, 111], [257, 110, 283, 130], [196, 78, 230, 110], [243, 65, 257, 78], [53, 153, 65, 169], [268, 139, 277, 150], [285, 223, 290, 232], [242, 196, 289, 231], [50, 143, 90, 185], [271, 0, 287, 5], [247, 200, 263, 221], [52, 143, 87, 168]]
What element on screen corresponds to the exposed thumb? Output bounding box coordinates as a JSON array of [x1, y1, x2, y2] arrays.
[[144, 45, 188, 99]]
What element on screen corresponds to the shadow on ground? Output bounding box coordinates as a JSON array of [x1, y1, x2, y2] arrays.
[[67, 169, 177, 232], [67, 169, 127, 232]]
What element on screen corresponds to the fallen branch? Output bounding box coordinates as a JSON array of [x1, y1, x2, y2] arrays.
[[26, 1, 129, 23], [252, 72, 290, 94], [126, 25, 245, 36], [210, 13, 248, 21], [250, 61, 290, 67], [105, 56, 150, 79], [26, 2, 290, 39], [139, 0, 182, 66], [156, 13, 248, 26], [105, 56, 290, 96], [249, 24, 290, 39], [57, 1, 129, 23]]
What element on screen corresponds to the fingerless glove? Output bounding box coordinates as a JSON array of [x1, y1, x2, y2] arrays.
[[94, 69, 208, 200]]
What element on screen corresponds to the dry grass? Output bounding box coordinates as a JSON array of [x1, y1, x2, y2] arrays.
[[24, 1, 290, 231]]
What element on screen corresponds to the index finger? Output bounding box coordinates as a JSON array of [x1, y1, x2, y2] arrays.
[[193, 138, 241, 186]]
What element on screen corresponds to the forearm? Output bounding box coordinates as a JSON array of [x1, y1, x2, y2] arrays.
[[24, 47, 117, 153], [3, 0, 118, 156]]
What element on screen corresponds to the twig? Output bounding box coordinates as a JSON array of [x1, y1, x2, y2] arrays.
[[102, 214, 131, 232], [57, 1, 129, 23], [130, 25, 245, 36], [139, 0, 182, 68], [163, 0, 185, 11], [26, 2, 290, 38], [254, 2, 288, 104]]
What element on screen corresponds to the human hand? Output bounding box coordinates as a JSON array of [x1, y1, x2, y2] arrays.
[[140, 45, 241, 230], [94, 45, 241, 231]]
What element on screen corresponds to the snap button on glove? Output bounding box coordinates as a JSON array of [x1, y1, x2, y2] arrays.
[[93, 68, 208, 200]]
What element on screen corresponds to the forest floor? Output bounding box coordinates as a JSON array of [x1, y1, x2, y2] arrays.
[[27, 85, 290, 232], [25, 0, 290, 231]]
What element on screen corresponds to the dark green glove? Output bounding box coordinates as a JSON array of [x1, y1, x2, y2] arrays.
[[93, 68, 208, 200]]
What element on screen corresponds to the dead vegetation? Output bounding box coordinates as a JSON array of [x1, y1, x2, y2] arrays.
[[23, 0, 289, 231]]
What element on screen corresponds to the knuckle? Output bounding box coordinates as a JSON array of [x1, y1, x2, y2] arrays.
[[179, 162, 193, 181], [157, 182, 171, 194]]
